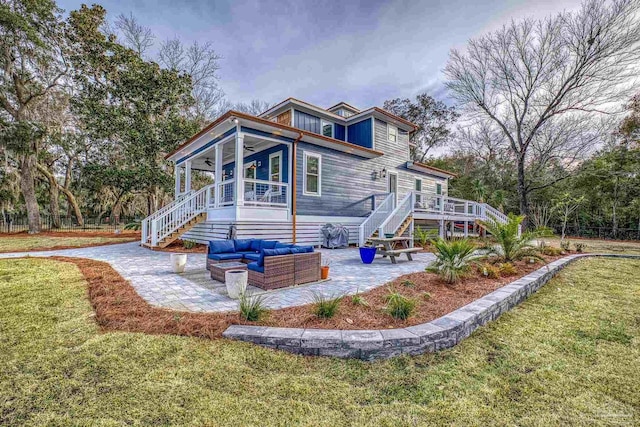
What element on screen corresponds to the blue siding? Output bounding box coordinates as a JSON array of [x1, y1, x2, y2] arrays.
[[347, 118, 373, 149], [334, 124, 346, 141], [294, 110, 321, 134], [223, 144, 289, 183]]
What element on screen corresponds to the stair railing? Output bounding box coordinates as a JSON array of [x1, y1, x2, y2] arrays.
[[141, 191, 194, 245], [148, 185, 212, 247], [358, 193, 395, 246], [379, 192, 414, 238]]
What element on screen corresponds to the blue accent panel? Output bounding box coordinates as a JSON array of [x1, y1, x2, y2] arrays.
[[334, 124, 346, 141], [347, 118, 373, 149], [223, 143, 289, 183], [176, 127, 236, 164], [294, 110, 321, 134]]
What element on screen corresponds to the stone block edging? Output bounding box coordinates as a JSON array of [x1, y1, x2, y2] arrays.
[[222, 254, 640, 361]]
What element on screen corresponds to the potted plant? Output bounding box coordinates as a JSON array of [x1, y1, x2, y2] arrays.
[[225, 270, 248, 299], [321, 259, 330, 280], [170, 253, 188, 273]]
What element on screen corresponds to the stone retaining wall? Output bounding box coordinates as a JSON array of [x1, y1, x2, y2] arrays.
[[223, 254, 639, 361]]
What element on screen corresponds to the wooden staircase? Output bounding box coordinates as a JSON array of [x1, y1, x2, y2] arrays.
[[395, 215, 413, 237], [143, 212, 207, 249]]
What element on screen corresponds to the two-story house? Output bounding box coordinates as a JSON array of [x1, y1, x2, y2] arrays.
[[141, 98, 505, 248]]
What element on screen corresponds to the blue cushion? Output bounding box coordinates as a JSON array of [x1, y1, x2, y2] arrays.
[[291, 245, 314, 254], [247, 262, 264, 273], [209, 240, 236, 254], [261, 240, 279, 250], [243, 253, 260, 262], [259, 247, 291, 267], [236, 251, 257, 256], [275, 242, 294, 249], [233, 239, 253, 252], [208, 253, 243, 261], [249, 239, 263, 252]]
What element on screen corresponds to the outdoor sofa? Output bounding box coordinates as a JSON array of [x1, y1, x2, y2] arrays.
[[206, 239, 321, 290]]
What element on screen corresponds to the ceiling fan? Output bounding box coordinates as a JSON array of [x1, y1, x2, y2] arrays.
[[244, 144, 256, 152], [204, 158, 213, 167]]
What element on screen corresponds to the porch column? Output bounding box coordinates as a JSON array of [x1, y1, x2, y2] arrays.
[[174, 164, 182, 199], [235, 133, 244, 206], [439, 219, 445, 238], [184, 160, 192, 193], [450, 220, 455, 237], [464, 221, 469, 237], [214, 142, 223, 208]]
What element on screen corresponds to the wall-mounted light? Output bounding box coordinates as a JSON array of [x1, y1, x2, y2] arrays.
[[248, 164, 257, 170], [381, 167, 387, 178]]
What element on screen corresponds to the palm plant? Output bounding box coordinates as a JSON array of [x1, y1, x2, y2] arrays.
[[426, 238, 484, 284], [477, 213, 542, 262]]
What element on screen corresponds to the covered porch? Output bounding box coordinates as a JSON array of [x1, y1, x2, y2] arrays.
[[174, 129, 293, 222]]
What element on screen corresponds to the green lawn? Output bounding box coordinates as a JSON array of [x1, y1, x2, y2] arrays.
[[542, 237, 640, 255], [0, 235, 135, 252], [0, 258, 638, 426]]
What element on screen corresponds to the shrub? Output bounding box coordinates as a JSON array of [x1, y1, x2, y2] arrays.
[[498, 262, 517, 276], [413, 226, 438, 247], [312, 293, 342, 318], [422, 292, 432, 301], [183, 239, 197, 249], [401, 279, 415, 288], [560, 240, 571, 252], [124, 220, 141, 231], [534, 226, 555, 237], [239, 293, 269, 322], [351, 294, 368, 307], [478, 214, 543, 262], [480, 263, 500, 279], [384, 290, 416, 320], [574, 242, 585, 253], [541, 246, 563, 256], [426, 238, 484, 284]]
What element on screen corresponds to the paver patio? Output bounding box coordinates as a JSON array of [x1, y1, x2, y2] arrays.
[[0, 242, 435, 312]]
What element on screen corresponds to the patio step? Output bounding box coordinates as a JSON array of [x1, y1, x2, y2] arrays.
[[155, 212, 207, 248]]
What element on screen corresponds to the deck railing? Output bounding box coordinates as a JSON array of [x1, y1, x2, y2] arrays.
[[216, 179, 235, 207], [358, 193, 394, 246], [141, 190, 194, 245], [379, 192, 414, 238]]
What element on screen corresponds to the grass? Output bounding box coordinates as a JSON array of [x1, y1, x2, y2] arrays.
[[542, 237, 640, 255], [0, 235, 135, 252], [1, 257, 639, 425]]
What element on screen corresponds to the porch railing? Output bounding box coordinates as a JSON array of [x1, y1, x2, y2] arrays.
[[358, 193, 395, 246], [243, 179, 289, 208], [216, 179, 235, 207], [379, 191, 414, 238]]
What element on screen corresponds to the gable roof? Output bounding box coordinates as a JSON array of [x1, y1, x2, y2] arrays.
[[327, 101, 360, 113]]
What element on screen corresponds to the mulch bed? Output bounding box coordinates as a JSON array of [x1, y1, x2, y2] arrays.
[[152, 240, 207, 253], [34, 253, 565, 340], [1, 230, 140, 238]]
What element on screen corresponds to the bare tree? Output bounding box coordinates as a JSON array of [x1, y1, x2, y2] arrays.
[[114, 12, 154, 56], [159, 38, 224, 123], [444, 0, 640, 228], [216, 99, 272, 117]]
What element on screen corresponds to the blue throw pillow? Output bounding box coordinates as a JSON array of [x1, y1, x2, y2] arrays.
[[209, 240, 235, 254], [249, 239, 263, 252], [233, 239, 253, 252], [291, 245, 314, 254], [261, 240, 279, 250]]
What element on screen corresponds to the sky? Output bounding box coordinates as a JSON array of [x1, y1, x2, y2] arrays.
[[57, 0, 584, 110]]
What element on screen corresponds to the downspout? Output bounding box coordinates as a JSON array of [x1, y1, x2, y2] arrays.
[[292, 132, 303, 244]]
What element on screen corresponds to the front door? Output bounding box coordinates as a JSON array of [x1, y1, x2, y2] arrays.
[[388, 172, 398, 206]]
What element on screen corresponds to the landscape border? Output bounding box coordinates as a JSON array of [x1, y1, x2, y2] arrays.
[[223, 254, 640, 360]]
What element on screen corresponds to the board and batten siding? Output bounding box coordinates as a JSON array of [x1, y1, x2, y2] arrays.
[[295, 118, 447, 217]]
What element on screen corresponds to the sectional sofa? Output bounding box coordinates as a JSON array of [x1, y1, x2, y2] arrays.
[[206, 239, 321, 290]]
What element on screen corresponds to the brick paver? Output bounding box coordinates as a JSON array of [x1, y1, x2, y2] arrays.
[[0, 242, 434, 313]]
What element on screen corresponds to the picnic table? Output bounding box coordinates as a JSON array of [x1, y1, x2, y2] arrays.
[[367, 236, 421, 264]]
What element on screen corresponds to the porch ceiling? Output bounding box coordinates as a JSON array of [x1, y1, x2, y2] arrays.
[[187, 135, 281, 172]]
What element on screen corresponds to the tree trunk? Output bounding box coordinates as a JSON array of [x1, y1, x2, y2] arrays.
[[60, 186, 84, 227], [48, 178, 61, 228], [19, 154, 41, 233], [517, 158, 530, 229]]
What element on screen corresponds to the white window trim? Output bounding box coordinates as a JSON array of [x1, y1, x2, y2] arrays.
[[388, 124, 398, 142], [268, 151, 283, 183], [387, 171, 398, 206], [303, 151, 322, 197], [415, 178, 422, 204], [321, 120, 334, 138]]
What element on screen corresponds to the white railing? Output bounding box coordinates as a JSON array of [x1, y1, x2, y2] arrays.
[[358, 193, 395, 246], [379, 192, 414, 238], [141, 190, 194, 245], [145, 185, 212, 246], [243, 179, 289, 208], [414, 192, 483, 218], [216, 179, 235, 207]]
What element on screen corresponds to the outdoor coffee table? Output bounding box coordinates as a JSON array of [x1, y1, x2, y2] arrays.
[[210, 261, 247, 282]]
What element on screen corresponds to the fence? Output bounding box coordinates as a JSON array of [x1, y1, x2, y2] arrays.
[[552, 224, 640, 241], [0, 214, 138, 234]]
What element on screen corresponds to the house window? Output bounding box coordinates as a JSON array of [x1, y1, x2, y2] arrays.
[[322, 120, 334, 138], [269, 152, 282, 182], [244, 161, 256, 179], [303, 152, 321, 196], [388, 125, 397, 142], [436, 183, 442, 195], [415, 179, 422, 204]]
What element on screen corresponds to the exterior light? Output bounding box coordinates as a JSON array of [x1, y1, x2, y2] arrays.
[[381, 167, 387, 178]]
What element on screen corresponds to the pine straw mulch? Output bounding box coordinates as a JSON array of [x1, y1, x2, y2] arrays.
[[152, 240, 207, 253], [43, 253, 564, 340]]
